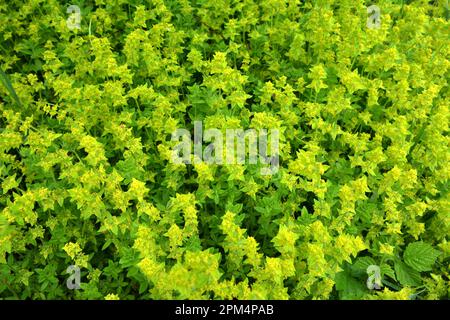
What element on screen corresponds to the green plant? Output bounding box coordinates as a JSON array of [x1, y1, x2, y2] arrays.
[[0, 0, 448, 300]]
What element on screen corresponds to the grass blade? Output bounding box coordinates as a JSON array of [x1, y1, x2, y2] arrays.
[[0, 67, 22, 107]]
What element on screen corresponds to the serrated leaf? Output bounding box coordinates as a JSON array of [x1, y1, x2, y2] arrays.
[[351, 256, 376, 276], [381, 264, 396, 280], [394, 260, 422, 287], [403, 241, 441, 272], [335, 270, 367, 299]]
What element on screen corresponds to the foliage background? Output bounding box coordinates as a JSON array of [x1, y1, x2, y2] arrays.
[[0, 0, 448, 299]]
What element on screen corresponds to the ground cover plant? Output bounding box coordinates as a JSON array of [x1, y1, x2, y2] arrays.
[[0, 0, 448, 300]]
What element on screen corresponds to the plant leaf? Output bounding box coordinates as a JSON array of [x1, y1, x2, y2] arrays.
[[0, 68, 22, 107], [394, 260, 422, 287], [403, 241, 441, 272], [381, 263, 396, 280], [351, 256, 376, 276]]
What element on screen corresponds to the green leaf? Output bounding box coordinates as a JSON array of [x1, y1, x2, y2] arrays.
[[335, 269, 367, 299], [403, 241, 441, 272], [352, 256, 376, 271], [115, 158, 145, 184], [380, 264, 396, 280], [351, 256, 376, 276], [1, 174, 20, 194], [394, 260, 422, 287], [0, 68, 22, 107]]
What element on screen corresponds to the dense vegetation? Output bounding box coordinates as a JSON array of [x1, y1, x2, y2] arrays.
[[0, 0, 448, 300]]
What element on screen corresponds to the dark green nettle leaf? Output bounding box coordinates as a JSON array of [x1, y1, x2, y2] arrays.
[[380, 264, 396, 281], [335, 270, 367, 299], [394, 260, 422, 287], [403, 242, 441, 272], [351, 256, 376, 276]]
